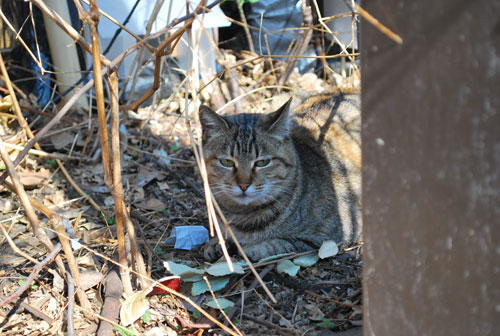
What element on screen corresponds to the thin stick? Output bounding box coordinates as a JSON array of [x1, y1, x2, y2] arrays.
[[2, 143, 81, 161], [0, 222, 39, 264], [30, 0, 110, 66], [122, 0, 165, 102], [109, 71, 149, 288], [29, 197, 91, 311], [0, 52, 41, 151], [0, 10, 183, 185], [0, 78, 95, 185], [0, 293, 55, 324], [305, 290, 360, 308], [36, 227, 241, 336], [204, 276, 243, 336], [84, 0, 133, 296], [56, 159, 102, 213], [278, 0, 313, 86], [237, 0, 254, 53], [0, 243, 62, 307], [67, 272, 75, 336], [0, 140, 66, 276], [79, 0, 154, 53], [242, 314, 291, 336], [355, 3, 403, 44], [225, 264, 275, 324], [0, 8, 45, 71]]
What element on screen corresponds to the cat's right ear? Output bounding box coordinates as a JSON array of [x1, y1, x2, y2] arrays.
[[199, 105, 229, 139]]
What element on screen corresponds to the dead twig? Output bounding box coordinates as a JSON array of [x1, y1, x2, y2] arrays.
[[81, 0, 133, 296], [0, 293, 55, 324], [225, 264, 275, 326], [354, 3, 403, 44], [0, 140, 67, 276], [279, 0, 314, 87], [0, 222, 39, 264], [237, 0, 254, 53], [0, 77, 94, 186], [67, 272, 75, 336], [29, 0, 110, 66], [56, 159, 102, 213], [2, 143, 82, 161], [79, 0, 154, 54], [0, 243, 62, 307], [304, 290, 360, 308], [204, 275, 243, 336], [242, 314, 293, 336], [96, 268, 123, 336], [29, 198, 91, 311], [109, 71, 149, 289], [0, 8, 45, 71], [0, 52, 41, 152]]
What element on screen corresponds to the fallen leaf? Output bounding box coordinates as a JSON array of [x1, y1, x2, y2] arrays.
[[191, 277, 230, 296], [257, 253, 290, 263], [10, 168, 50, 189], [206, 262, 244, 276], [304, 303, 325, 321], [79, 270, 104, 290], [277, 260, 300, 277], [205, 297, 234, 309], [50, 131, 75, 150], [318, 240, 339, 259], [293, 253, 319, 267], [140, 198, 166, 211], [120, 289, 150, 326], [164, 261, 204, 278]]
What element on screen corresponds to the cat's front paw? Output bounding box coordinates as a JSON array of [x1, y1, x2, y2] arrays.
[[203, 237, 222, 261], [242, 246, 267, 262]]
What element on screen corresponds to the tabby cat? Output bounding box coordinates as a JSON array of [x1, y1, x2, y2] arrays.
[[199, 90, 361, 261]]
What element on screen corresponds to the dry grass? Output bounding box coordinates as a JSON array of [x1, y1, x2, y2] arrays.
[[0, 0, 367, 334]]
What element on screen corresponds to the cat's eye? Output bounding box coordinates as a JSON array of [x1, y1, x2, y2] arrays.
[[219, 158, 235, 168], [255, 159, 271, 167]]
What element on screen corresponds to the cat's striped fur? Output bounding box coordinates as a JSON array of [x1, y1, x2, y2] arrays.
[[199, 90, 361, 261]]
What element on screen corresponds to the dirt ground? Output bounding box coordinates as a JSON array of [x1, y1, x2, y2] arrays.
[[0, 51, 362, 335]]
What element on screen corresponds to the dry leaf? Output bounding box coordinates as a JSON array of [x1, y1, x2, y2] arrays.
[[50, 131, 75, 150], [120, 288, 150, 326]]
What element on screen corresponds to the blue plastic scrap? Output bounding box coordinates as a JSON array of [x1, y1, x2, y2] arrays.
[[165, 226, 210, 250]]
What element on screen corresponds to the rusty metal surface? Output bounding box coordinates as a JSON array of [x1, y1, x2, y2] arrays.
[[361, 1, 500, 335]]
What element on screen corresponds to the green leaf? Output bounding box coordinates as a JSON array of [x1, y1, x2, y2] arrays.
[[191, 277, 230, 296], [277, 260, 300, 277], [318, 240, 339, 259], [316, 317, 335, 329], [171, 144, 179, 151], [182, 275, 203, 283], [113, 326, 135, 336], [293, 253, 319, 267], [257, 253, 290, 263], [164, 261, 204, 279], [206, 262, 244, 276], [141, 310, 150, 323], [205, 297, 235, 309], [193, 309, 201, 319]]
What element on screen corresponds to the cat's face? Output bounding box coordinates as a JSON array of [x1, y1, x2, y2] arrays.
[[199, 100, 297, 207]]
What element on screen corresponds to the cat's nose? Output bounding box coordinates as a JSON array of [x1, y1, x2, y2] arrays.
[[238, 182, 250, 192]]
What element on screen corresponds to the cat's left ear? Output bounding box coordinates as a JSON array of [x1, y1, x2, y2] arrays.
[[261, 97, 292, 139], [199, 105, 229, 139]]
